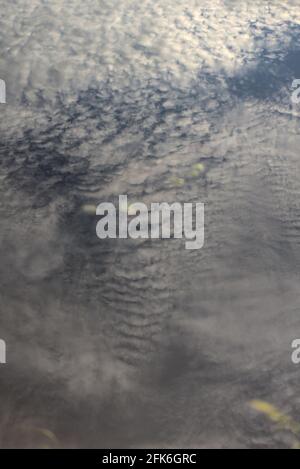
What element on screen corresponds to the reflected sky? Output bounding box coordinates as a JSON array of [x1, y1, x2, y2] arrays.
[[1, 0, 300, 448]]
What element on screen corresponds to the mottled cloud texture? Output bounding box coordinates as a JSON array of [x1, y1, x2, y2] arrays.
[[1, 0, 300, 449], [1, 1, 300, 97]]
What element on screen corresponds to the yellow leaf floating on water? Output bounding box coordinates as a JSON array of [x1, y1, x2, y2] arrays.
[[189, 163, 205, 178], [249, 400, 300, 435], [128, 204, 137, 216], [36, 428, 59, 444], [193, 163, 205, 172], [17, 424, 59, 448], [81, 204, 97, 215], [169, 176, 185, 187]]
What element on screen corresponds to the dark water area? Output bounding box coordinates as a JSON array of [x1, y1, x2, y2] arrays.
[[1, 0, 300, 448]]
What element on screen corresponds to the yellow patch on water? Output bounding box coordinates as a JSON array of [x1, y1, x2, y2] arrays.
[[189, 163, 205, 178], [193, 163, 205, 172], [36, 428, 59, 443], [250, 399, 300, 437], [169, 176, 185, 187], [81, 204, 97, 215], [128, 204, 137, 216]]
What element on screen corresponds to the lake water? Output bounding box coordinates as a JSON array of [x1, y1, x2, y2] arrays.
[[1, 0, 300, 448]]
